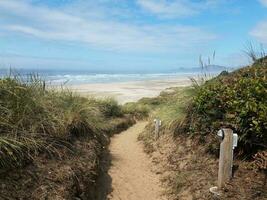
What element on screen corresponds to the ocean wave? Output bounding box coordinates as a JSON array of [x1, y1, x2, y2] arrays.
[[0, 68, 220, 85], [45, 73, 198, 85]]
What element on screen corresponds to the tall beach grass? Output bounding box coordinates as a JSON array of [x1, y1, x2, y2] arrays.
[[0, 74, 128, 170]]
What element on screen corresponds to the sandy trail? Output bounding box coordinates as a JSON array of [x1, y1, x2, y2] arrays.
[[107, 122, 165, 200]]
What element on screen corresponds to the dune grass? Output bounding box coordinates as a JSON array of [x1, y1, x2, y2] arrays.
[[127, 87, 194, 127], [0, 75, 130, 170], [128, 87, 195, 153]]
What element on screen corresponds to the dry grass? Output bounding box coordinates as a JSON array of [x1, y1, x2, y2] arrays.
[[0, 74, 130, 169]]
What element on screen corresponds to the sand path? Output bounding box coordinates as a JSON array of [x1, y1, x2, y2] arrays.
[[107, 122, 165, 200]]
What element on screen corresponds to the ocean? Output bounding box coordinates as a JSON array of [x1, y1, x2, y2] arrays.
[[0, 68, 222, 85]]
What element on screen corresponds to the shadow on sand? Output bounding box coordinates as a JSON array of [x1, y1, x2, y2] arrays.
[[95, 148, 113, 200]]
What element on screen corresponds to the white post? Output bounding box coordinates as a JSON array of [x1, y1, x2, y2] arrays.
[[154, 119, 161, 139], [231, 133, 238, 177]]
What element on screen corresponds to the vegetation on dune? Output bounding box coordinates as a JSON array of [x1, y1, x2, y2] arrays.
[[184, 58, 267, 155], [122, 102, 150, 119], [133, 87, 194, 153], [0, 75, 134, 167], [132, 57, 267, 199], [123, 87, 194, 123], [134, 57, 267, 156], [0, 74, 135, 199]]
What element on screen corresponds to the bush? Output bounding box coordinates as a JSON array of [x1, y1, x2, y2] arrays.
[[95, 98, 123, 117], [190, 62, 267, 155], [122, 102, 149, 119]]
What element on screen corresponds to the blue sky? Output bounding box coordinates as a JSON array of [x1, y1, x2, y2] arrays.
[[0, 0, 267, 72]]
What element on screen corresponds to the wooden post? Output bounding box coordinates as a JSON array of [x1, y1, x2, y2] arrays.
[[154, 119, 160, 139], [218, 128, 233, 189]]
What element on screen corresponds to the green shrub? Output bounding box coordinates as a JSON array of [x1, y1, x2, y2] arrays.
[[190, 62, 267, 154]]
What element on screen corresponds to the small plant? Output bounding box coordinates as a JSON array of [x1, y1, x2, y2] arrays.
[[244, 42, 266, 63], [190, 51, 218, 91]]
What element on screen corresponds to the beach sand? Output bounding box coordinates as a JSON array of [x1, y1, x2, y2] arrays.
[[67, 77, 192, 104]]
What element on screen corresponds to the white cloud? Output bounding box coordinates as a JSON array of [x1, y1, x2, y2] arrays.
[[250, 1, 267, 44], [251, 1, 267, 44], [136, 0, 225, 18], [136, 0, 197, 18], [250, 21, 267, 44], [259, 0, 267, 7], [0, 0, 216, 52]]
